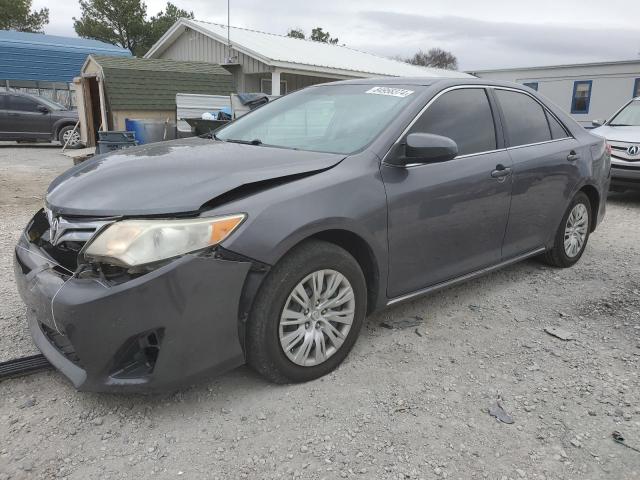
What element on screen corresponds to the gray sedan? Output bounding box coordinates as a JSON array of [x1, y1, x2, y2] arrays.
[[14, 78, 610, 392]]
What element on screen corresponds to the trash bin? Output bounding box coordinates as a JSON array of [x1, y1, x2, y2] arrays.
[[125, 119, 176, 145], [96, 131, 137, 154], [183, 118, 229, 136]]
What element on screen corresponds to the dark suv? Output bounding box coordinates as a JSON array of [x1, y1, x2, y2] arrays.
[[0, 91, 81, 148]]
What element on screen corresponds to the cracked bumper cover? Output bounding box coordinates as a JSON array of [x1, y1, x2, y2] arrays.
[[13, 234, 252, 392]]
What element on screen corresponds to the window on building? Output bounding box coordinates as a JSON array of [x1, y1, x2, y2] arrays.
[[409, 88, 497, 156], [634, 78, 640, 98], [523, 82, 539, 91], [571, 81, 592, 114], [260, 79, 288, 95], [494, 89, 552, 146]]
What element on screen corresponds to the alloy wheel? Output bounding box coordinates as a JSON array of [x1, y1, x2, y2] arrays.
[[564, 203, 588, 258], [62, 129, 80, 147], [279, 269, 355, 367]]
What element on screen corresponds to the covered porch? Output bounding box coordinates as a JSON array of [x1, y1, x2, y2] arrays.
[[241, 69, 355, 96]]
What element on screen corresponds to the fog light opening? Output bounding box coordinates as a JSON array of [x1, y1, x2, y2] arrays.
[[110, 328, 164, 380]]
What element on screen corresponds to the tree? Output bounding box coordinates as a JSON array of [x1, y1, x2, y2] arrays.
[[74, 0, 192, 56], [310, 27, 338, 44], [286, 27, 339, 44], [0, 0, 49, 33], [286, 28, 305, 40], [404, 48, 458, 70], [74, 0, 147, 55], [146, 2, 194, 50]]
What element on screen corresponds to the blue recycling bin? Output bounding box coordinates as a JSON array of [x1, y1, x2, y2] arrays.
[[125, 119, 147, 145]]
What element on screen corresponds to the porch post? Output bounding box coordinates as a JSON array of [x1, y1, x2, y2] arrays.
[[271, 69, 281, 96], [97, 76, 108, 131]]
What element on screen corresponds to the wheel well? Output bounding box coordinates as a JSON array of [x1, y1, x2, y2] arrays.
[[54, 122, 75, 138], [310, 230, 380, 314], [579, 185, 600, 232]]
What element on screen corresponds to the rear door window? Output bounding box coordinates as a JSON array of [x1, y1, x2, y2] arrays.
[[495, 89, 552, 147], [409, 88, 497, 156], [7, 95, 40, 112]]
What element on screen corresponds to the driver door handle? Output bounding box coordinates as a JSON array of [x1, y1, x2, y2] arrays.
[[491, 164, 512, 179]]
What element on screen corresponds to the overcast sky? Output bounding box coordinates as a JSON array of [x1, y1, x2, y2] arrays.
[[33, 0, 640, 70]]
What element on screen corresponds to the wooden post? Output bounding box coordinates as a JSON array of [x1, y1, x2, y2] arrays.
[[97, 76, 108, 131], [81, 77, 96, 147]]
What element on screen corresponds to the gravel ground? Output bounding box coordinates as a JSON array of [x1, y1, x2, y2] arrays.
[[1, 144, 639, 480]]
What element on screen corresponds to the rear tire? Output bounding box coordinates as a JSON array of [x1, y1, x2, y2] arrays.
[[542, 192, 591, 268], [246, 240, 367, 384]]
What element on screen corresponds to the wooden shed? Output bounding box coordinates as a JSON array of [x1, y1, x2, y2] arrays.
[[74, 55, 234, 146]]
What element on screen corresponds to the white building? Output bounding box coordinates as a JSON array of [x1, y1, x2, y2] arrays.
[[470, 60, 640, 127], [145, 19, 470, 96]]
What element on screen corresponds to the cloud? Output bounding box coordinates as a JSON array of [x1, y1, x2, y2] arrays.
[[357, 12, 640, 69], [33, 0, 640, 70]]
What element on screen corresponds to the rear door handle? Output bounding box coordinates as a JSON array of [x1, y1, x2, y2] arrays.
[[491, 164, 512, 179], [567, 151, 580, 162]]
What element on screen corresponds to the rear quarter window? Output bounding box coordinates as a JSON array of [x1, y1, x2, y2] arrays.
[[546, 111, 569, 139]]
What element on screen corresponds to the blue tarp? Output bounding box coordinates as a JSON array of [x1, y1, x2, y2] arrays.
[[0, 30, 131, 83]]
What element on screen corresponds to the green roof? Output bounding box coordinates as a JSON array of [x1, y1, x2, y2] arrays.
[[90, 55, 234, 110]]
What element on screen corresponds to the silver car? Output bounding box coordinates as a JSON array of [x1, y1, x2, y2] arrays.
[[592, 97, 640, 191]]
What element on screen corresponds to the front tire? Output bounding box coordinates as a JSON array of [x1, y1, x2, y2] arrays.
[[246, 240, 367, 384], [542, 192, 591, 268], [58, 125, 82, 149]]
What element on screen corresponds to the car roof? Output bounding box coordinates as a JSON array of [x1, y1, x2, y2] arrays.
[[311, 76, 539, 90], [0, 91, 40, 99]]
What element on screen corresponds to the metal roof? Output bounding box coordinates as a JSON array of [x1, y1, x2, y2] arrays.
[[146, 19, 471, 79], [87, 55, 233, 110], [468, 59, 640, 74], [0, 30, 130, 83]]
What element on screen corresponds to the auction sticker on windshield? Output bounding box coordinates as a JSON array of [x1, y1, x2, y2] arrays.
[[366, 87, 415, 98]]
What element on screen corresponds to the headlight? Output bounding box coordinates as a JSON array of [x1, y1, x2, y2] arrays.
[[83, 214, 246, 267]]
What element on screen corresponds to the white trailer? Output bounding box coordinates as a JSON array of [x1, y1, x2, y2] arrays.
[[470, 60, 640, 127]]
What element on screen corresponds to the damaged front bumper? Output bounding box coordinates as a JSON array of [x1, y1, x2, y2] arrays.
[[13, 218, 254, 392]]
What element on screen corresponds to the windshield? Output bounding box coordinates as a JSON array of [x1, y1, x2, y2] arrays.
[[609, 100, 640, 126], [37, 96, 66, 110], [216, 84, 422, 154]]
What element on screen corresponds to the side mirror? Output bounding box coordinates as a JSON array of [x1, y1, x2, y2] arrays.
[[403, 133, 458, 164], [592, 119, 605, 127], [38, 105, 49, 114]]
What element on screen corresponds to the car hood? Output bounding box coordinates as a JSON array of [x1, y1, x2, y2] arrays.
[[590, 125, 640, 143], [46, 138, 346, 217]]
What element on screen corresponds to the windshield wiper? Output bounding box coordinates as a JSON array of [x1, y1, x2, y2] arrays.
[[224, 138, 263, 146], [608, 124, 632, 127]]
